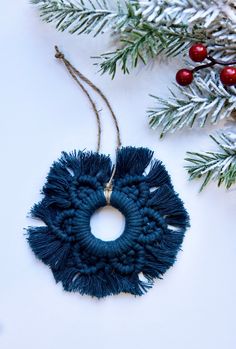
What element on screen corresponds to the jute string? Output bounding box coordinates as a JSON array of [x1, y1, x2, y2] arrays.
[[54, 46, 121, 204]]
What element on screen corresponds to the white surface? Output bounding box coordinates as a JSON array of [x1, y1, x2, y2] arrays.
[[91, 207, 125, 241], [1, 1, 236, 349]]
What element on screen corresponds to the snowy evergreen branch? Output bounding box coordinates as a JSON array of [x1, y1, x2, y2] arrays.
[[185, 131, 236, 190], [97, 23, 205, 77], [137, 0, 236, 26], [31, 0, 138, 36], [148, 72, 236, 137], [207, 20, 236, 60], [136, 0, 236, 59]]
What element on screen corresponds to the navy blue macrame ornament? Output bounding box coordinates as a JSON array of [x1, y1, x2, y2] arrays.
[[27, 146, 189, 298], [27, 47, 190, 298]]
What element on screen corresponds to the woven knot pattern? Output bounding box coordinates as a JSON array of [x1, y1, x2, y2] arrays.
[[27, 147, 189, 298]]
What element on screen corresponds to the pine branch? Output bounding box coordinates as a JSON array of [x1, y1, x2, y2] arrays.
[[136, 0, 236, 59], [97, 23, 205, 77], [185, 131, 236, 190], [148, 72, 236, 137], [136, 0, 236, 29], [207, 20, 236, 60], [31, 0, 139, 36]]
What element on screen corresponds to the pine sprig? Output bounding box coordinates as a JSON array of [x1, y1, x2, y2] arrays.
[[31, 0, 138, 36], [148, 72, 236, 137], [97, 23, 205, 77], [185, 131, 236, 190], [136, 0, 236, 29], [136, 0, 236, 59]]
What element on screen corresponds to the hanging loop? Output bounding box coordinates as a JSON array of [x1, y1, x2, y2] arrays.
[[54, 46, 122, 203], [54, 46, 121, 152]]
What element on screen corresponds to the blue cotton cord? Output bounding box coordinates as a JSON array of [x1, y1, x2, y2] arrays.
[[27, 147, 190, 298]]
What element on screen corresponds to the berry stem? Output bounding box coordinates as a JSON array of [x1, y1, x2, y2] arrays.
[[207, 56, 236, 66], [192, 56, 236, 73], [192, 60, 215, 72]]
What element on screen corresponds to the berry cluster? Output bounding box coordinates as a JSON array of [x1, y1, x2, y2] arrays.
[[176, 43, 236, 87]]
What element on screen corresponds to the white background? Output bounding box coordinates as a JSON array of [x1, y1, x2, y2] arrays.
[[1, 1, 236, 348]]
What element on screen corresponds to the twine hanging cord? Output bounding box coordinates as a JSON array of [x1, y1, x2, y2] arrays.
[[54, 46, 121, 204]]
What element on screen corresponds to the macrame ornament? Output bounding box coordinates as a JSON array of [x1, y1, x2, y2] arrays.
[[27, 47, 190, 298]]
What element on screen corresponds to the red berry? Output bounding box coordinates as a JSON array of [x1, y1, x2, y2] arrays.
[[176, 69, 193, 86], [189, 43, 208, 62], [220, 66, 236, 86]]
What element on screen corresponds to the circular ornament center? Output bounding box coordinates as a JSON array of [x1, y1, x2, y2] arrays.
[[90, 206, 125, 241]]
